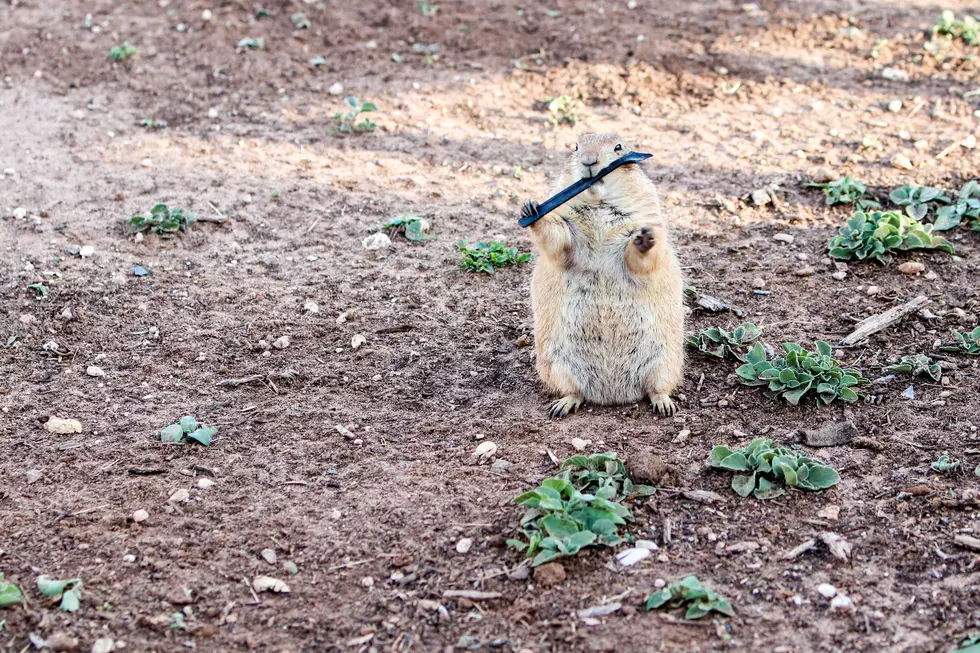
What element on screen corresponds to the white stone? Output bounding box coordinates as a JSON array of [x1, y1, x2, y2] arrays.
[[362, 232, 391, 251], [86, 365, 105, 377], [456, 538, 473, 554], [132, 509, 149, 523], [817, 583, 837, 598], [328, 82, 344, 96]]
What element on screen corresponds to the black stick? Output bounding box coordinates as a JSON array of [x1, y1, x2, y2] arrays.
[[518, 151, 653, 227]]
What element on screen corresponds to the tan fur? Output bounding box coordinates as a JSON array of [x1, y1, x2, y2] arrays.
[[528, 133, 684, 417]]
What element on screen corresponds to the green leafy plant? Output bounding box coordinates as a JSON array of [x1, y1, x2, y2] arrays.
[[0, 575, 23, 608], [888, 184, 951, 221], [808, 176, 880, 211], [125, 204, 196, 237], [27, 283, 49, 298], [109, 42, 138, 62], [139, 118, 168, 129], [827, 210, 954, 265], [37, 576, 82, 612], [374, 215, 430, 241], [934, 180, 980, 231], [237, 37, 265, 50], [935, 10, 980, 45], [709, 438, 841, 499], [160, 416, 215, 446], [931, 455, 960, 473], [558, 452, 655, 501], [541, 96, 578, 126], [883, 354, 942, 381], [457, 239, 530, 273], [417, 2, 439, 16], [736, 341, 867, 405], [508, 477, 631, 566], [290, 12, 311, 29], [940, 327, 980, 355], [645, 576, 734, 620], [330, 96, 377, 134], [685, 322, 761, 361]]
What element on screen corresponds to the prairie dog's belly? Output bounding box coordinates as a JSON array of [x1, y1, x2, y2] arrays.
[[551, 266, 662, 404]]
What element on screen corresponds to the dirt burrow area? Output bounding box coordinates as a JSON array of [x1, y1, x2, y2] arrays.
[[1, 0, 980, 651]]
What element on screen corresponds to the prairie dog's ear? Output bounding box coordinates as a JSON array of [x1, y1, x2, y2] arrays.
[[566, 140, 578, 151]]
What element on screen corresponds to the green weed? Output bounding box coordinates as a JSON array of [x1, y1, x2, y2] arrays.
[[736, 341, 867, 406], [160, 416, 215, 446], [374, 215, 430, 241], [934, 10, 980, 45], [28, 283, 49, 298], [290, 12, 311, 29], [542, 96, 578, 126], [827, 210, 954, 265], [685, 322, 761, 361], [0, 575, 23, 608], [888, 184, 951, 221], [934, 181, 980, 230], [559, 452, 656, 501], [125, 204, 195, 237], [417, 2, 439, 16], [931, 455, 960, 473], [709, 438, 840, 499], [37, 576, 82, 612], [109, 42, 138, 62], [237, 38, 265, 50], [808, 176, 880, 211], [330, 96, 377, 134], [883, 354, 942, 381], [646, 576, 734, 620], [457, 239, 530, 273], [940, 327, 980, 355]]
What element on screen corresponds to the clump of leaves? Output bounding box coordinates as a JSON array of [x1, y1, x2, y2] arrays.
[[931, 455, 960, 473], [0, 575, 24, 608], [645, 576, 734, 620], [685, 322, 761, 361], [417, 2, 439, 16], [808, 176, 880, 211], [934, 180, 980, 231], [109, 42, 138, 61], [37, 576, 82, 612], [888, 184, 951, 221], [508, 477, 631, 566], [934, 10, 980, 45], [557, 452, 655, 501], [542, 96, 578, 126], [940, 327, 980, 355], [160, 416, 215, 446], [125, 204, 196, 237], [237, 37, 265, 50], [373, 215, 430, 242], [736, 341, 867, 406], [330, 96, 377, 134], [457, 239, 530, 273], [27, 283, 49, 298], [139, 118, 168, 129], [883, 354, 942, 381], [827, 210, 954, 265], [709, 438, 841, 499]]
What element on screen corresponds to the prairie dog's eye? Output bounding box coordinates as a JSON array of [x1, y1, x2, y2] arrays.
[[614, 143, 624, 152], [573, 143, 579, 152]]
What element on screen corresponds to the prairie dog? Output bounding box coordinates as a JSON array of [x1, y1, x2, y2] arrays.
[[526, 133, 684, 418]]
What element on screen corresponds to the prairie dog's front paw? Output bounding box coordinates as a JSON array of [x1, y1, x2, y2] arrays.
[[650, 393, 676, 416], [633, 226, 655, 254]]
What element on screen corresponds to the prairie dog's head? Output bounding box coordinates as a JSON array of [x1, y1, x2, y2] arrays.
[[567, 133, 632, 182]]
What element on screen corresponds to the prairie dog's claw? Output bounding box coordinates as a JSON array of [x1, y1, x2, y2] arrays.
[[650, 393, 676, 416], [634, 226, 655, 254], [548, 395, 582, 419], [521, 200, 540, 221]]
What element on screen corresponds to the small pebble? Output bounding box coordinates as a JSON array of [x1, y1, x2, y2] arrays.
[[261, 548, 278, 565], [892, 153, 914, 170], [169, 489, 190, 503], [201, 9, 213, 20], [794, 265, 816, 277], [328, 82, 344, 95], [898, 261, 924, 275], [831, 271, 847, 281], [86, 365, 105, 377], [866, 286, 880, 296], [208, 107, 219, 119], [360, 576, 374, 588], [830, 594, 853, 610], [197, 478, 214, 489], [132, 509, 149, 523], [773, 233, 794, 244], [752, 278, 766, 289], [456, 538, 473, 554], [887, 99, 902, 113], [140, 158, 152, 168], [122, 554, 136, 563], [881, 67, 909, 82], [750, 189, 771, 206], [26, 470, 42, 484], [273, 335, 291, 349], [817, 583, 837, 598]]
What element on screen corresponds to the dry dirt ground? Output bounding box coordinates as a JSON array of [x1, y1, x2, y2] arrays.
[[2, 0, 980, 651]]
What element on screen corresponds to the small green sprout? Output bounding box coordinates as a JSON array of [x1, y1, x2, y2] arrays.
[[559, 452, 655, 500], [709, 438, 840, 499], [685, 322, 761, 361], [827, 210, 954, 265], [646, 576, 734, 620], [940, 327, 980, 355], [109, 42, 138, 62], [808, 176, 880, 211], [138, 118, 169, 129], [125, 204, 196, 237], [541, 96, 578, 126], [374, 215, 430, 241], [457, 239, 531, 273], [311, 55, 326, 67], [883, 354, 942, 381], [417, 2, 439, 16], [931, 455, 960, 473], [28, 283, 49, 298], [736, 341, 867, 406], [290, 12, 311, 29], [934, 10, 980, 45], [0, 575, 24, 608], [330, 96, 377, 134], [160, 415, 215, 446], [37, 576, 82, 612]]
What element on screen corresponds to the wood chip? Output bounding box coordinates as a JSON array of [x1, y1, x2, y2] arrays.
[[819, 532, 853, 561], [954, 534, 980, 551], [576, 602, 622, 618], [680, 490, 726, 505], [841, 296, 930, 345], [442, 590, 502, 601], [784, 539, 817, 560]]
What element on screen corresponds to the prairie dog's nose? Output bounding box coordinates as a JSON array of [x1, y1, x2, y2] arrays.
[[580, 157, 598, 167]]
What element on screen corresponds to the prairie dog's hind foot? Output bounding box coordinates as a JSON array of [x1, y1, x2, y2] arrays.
[[548, 394, 583, 419], [633, 226, 655, 254], [649, 393, 676, 416]]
